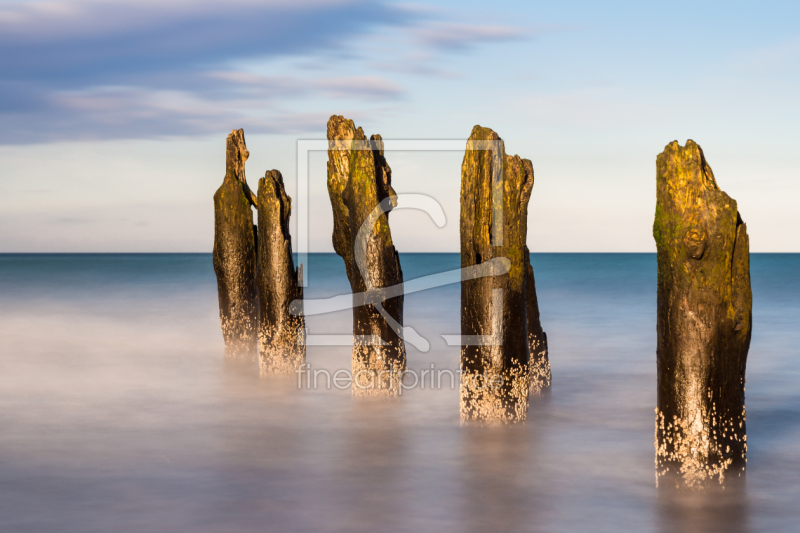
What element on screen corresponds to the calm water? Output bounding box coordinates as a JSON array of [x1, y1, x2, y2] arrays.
[[0, 253, 798, 532]]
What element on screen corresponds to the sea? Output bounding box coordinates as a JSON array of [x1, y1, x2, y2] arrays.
[[0, 253, 798, 533]]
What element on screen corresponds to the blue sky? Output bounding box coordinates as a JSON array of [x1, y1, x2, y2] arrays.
[[1, 0, 799, 252]]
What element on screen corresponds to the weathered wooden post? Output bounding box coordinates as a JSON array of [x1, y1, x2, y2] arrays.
[[460, 126, 541, 422], [326, 115, 405, 395], [525, 246, 550, 395], [256, 169, 305, 375], [653, 140, 752, 487], [213, 129, 258, 358]]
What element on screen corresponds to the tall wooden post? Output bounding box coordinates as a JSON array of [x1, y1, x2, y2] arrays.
[[256, 169, 305, 375], [326, 115, 405, 395], [653, 140, 752, 487], [213, 129, 257, 358], [460, 126, 541, 422]]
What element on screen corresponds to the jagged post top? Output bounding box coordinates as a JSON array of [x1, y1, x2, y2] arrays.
[[461, 126, 503, 257], [465, 125, 505, 152], [326, 116, 390, 158], [326, 116, 356, 264], [505, 155, 534, 215], [326, 116, 393, 174], [656, 140, 719, 195], [226, 129, 249, 183], [461, 125, 533, 263], [259, 169, 292, 243], [326, 114, 397, 226], [225, 128, 258, 208], [464, 124, 534, 190], [464, 124, 534, 181], [654, 137, 751, 333], [654, 140, 742, 267]]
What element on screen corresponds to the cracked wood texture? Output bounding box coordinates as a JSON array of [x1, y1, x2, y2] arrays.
[[460, 125, 544, 423], [326, 115, 405, 396], [653, 140, 752, 488], [257, 169, 305, 375], [213, 129, 257, 359]]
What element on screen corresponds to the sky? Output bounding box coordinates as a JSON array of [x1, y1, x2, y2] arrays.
[[1, 0, 799, 252]]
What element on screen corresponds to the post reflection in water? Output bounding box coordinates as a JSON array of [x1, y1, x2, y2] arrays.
[[656, 480, 751, 533], [459, 424, 541, 533], [217, 364, 309, 530], [335, 400, 409, 532]]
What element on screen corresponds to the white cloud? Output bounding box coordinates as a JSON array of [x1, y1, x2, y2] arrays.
[[0, 0, 530, 143], [414, 23, 527, 50]]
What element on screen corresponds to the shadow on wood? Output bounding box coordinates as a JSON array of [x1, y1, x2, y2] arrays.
[[213, 129, 257, 359], [653, 140, 752, 488], [326, 115, 405, 396]]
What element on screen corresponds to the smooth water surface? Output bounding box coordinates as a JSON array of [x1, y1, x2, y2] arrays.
[[0, 253, 798, 532]]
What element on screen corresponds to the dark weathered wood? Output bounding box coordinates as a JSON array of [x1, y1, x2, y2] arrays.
[[326, 115, 405, 395], [525, 246, 550, 395], [460, 126, 535, 422], [213, 129, 257, 358], [256, 169, 305, 375], [653, 140, 752, 488]]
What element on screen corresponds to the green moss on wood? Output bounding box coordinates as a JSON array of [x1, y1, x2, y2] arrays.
[[326, 115, 405, 395], [212, 129, 257, 359], [653, 139, 752, 487], [460, 125, 547, 422]]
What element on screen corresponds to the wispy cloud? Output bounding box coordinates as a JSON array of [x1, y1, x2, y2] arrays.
[[316, 76, 404, 99], [204, 72, 403, 100], [0, 0, 412, 142], [0, 0, 529, 143], [0, 0, 404, 77], [7, 84, 337, 141], [413, 23, 528, 50]]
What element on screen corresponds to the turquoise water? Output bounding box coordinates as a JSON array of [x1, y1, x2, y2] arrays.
[[0, 253, 798, 532]]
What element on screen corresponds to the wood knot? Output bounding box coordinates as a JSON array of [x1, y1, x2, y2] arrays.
[[684, 227, 707, 260]]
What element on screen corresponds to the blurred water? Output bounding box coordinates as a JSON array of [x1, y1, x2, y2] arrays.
[[0, 253, 798, 532]]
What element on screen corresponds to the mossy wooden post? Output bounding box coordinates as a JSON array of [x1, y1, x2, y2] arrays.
[[525, 246, 550, 395], [653, 140, 752, 488], [256, 169, 305, 375], [460, 126, 536, 422], [213, 129, 258, 358], [326, 115, 405, 396]]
